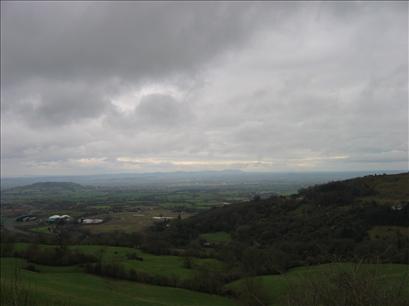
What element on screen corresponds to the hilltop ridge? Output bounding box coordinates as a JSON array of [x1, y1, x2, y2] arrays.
[[147, 173, 409, 269]]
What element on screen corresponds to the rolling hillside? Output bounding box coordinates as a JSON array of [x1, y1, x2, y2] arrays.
[[154, 173, 409, 268]]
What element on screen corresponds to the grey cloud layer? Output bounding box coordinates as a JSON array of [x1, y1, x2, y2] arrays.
[[1, 2, 407, 176], [2, 2, 276, 85]]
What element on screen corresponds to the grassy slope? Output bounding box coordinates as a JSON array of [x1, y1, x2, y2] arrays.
[[369, 225, 409, 239], [200, 232, 232, 243], [358, 172, 409, 204], [1, 258, 237, 306], [226, 263, 409, 306], [73, 244, 224, 278]]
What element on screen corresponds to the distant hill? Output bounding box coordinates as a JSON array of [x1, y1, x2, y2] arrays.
[[6, 181, 89, 193], [11, 182, 88, 192], [1, 182, 101, 207], [2, 170, 403, 189]]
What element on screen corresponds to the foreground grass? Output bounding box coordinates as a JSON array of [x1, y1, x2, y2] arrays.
[[1, 258, 237, 306], [227, 262, 409, 306], [9, 243, 408, 306]]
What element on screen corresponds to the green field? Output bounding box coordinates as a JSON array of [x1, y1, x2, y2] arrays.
[[30, 226, 51, 234], [200, 232, 231, 243], [1, 258, 237, 306], [227, 263, 409, 306], [4, 243, 408, 306], [368, 226, 409, 240], [12, 243, 225, 280]]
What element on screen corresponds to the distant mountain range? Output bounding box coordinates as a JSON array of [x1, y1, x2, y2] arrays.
[[1, 170, 404, 189], [4, 181, 91, 193]]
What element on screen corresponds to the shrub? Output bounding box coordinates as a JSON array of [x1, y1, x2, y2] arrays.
[[23, 264, 39, 272], [126, 252, 143, 261], [285, 264, 409, 306], [17, 245, 97, 266], [235, 277, 269, 306]]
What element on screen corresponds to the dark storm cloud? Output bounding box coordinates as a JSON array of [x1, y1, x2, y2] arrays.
[[1, 1, 277, 86], [1, 1, 407, 176], [2, 1, 282, 127], [16, 82, 110, 127]]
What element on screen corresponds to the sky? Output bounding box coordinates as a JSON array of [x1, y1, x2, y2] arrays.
[[1, 1, 408, 177]]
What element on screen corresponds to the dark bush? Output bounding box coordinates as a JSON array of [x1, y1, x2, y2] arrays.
[[23, 264, 39, 272], [285, 264, 409, 306], [17, 245, 97, 266], [126, 252, 143, 261]]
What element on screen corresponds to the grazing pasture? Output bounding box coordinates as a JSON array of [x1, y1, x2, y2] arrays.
[[0, 258, 237, 306], [78, 208, 192, 233], [11, 243, 225, 280], [200, 232, 232, 243]]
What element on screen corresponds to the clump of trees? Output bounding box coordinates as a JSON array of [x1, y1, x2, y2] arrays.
[[84, 261, 230, 294], [299, 179, 376, 206], [0, 233, 15, 257], [126, 252, 143, 261], [218, 242, 289, 275], [235, 277, 269, 306], [15, 244, 97, 266]]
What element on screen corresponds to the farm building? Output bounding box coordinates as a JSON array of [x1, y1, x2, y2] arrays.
[[152, 216, 174, 222], [391, 204, 403, 211], [48, 215, 72, 223], [79, 218, 104, 224], [15, 215, 37, 222]]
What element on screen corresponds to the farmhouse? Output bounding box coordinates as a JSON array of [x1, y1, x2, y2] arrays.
[[391, 204, 403, 211], [79, 218, 104, 224], [48, 215, 72, 223], [15, 215, 37, 222], [152, 216, 174, 222]]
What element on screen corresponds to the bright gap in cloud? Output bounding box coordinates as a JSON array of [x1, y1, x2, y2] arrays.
[[111, 84, 186, 113]]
